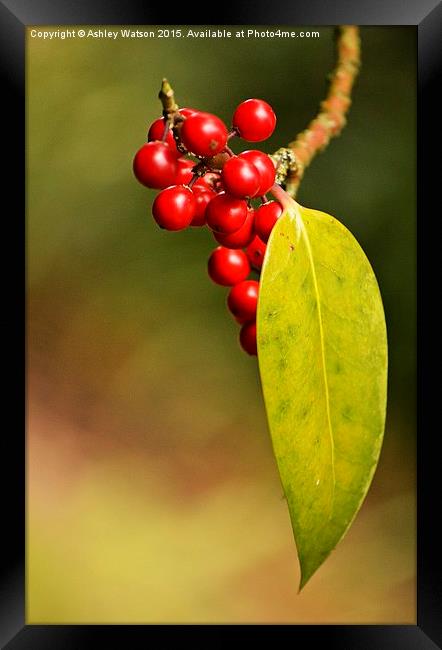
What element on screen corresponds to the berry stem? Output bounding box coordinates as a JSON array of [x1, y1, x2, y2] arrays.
[[269, 183, 289, 205], [272, 26, 361, 198], [188, 160, 208, 187], [188, 174, 199, 188], [161, 118, 171, 143]]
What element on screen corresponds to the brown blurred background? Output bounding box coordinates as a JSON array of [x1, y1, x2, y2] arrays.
[[27, 26, 416, 623]]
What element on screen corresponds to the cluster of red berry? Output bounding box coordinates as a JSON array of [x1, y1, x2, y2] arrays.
[[133, 98, 283, 355]]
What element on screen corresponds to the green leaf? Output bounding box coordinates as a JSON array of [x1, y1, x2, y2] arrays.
[[257, 188, 388, 590]]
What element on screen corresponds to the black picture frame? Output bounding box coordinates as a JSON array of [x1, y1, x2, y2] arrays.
[[2, 0, 439, 646]]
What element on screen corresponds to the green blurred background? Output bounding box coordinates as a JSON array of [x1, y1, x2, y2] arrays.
[[27, 26, 416, 623]]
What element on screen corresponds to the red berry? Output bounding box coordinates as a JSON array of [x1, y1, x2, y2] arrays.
[[152, 185, 196, 231], [174, 158, 195, 185], [240, 321, 257, 356], [194, 172, 222, 193], [147, 117, 180, 156], [179, 107, 199, 118], [191, 188, 215, 226], [227, 280, 259, 323], [214, 208, 255, 249], [254, 201, 282, 242], [206, 191, 248, 234], [181, 112, 228, 157], [239, 150, 276, 195], [221, 156, 260, 198], [233, 99, 276, 142], [246, 236, 267, 270], [133, 141, 177, 189], [208, 247, 250, 286]]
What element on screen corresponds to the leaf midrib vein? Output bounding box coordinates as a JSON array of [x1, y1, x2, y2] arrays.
[[298, 212, 336, 510]]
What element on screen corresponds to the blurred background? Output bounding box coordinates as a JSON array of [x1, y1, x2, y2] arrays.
[[27, 26, 416, 623]]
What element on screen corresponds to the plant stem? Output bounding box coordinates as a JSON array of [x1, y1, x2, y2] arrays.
[[159, 78, 179, 117], [273, 26, 361, 198], [188, 174, 199, 188], [158, 26, 360, 197]]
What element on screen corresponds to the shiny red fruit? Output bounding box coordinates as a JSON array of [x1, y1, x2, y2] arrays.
[[239, 150, 276, 196], [254, 201, 282, 242], [221, 156, 260, 198], [240, 321, 257, 356], [205, 191, 248, 234], [233, 99, 276, 142], [191, 188, 216, 226], [227, 280, 259, 323], [152, 185, 196, 231], [208, 247, 250, 286], [246, 236, 267, 270], [174, 158, 195, 185], [147, 118, 180, 156], [133, 142, 177, 189], [194, 172, 222, 193], [179, 107, 199, 118], [181, 112, 228, 157], [214, 208, 255, 249]]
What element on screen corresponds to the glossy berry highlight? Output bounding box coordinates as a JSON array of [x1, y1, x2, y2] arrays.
[[214, 208, 255, 249], [208, 247, 250, 286], [147, 117, 180, 155], [133, 142, 177, 189], [174, 158, 195, 185], [206, 191, 248, 234], [221, 156, 260, 198], [152, 185, 196, 231], [239, 150, 276, 196], [181, 112, 228, 157], [233, 99, 276, 142], [178, 107, 199, 118], [254, 201, 282, 242], [227, 280, 259, 323], [191, 188, 215, 226]]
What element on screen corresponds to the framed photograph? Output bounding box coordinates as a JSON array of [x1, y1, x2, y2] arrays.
[[1, 0, 439, 646]]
